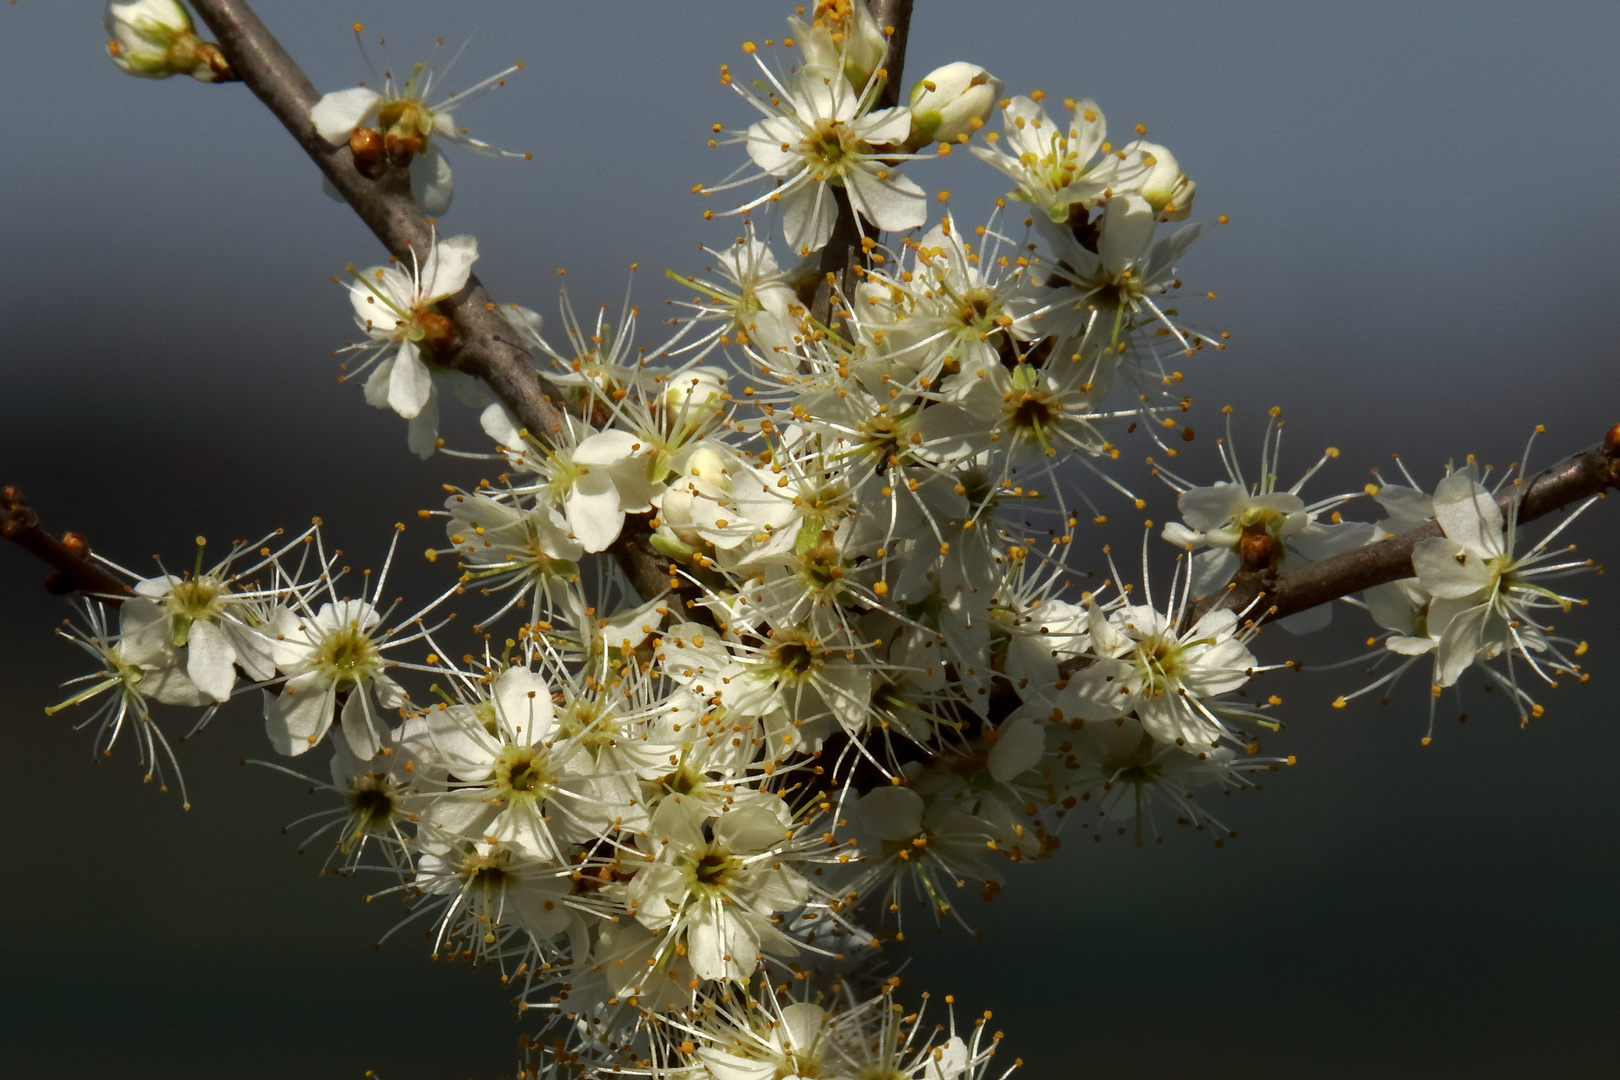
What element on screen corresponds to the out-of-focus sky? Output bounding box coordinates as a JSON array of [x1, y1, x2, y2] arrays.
[[2, 2, 1617, 1077]]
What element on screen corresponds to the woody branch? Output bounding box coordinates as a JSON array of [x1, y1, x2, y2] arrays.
[[1191, 427, 1620, 628]]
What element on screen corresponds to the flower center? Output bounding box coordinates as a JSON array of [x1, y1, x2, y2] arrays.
[[692, 848, 739, 889], [769, 638, 819, 681], [494, 744, 555, 799], [347, 774, 398, 831], [804, 118, 858, 173], [315, 623, 382, 689], [165, 575, 227, 621], [1135, 634, 1184, 695], [458, 847, 514, 893]]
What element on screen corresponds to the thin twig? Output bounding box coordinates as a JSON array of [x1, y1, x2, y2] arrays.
[[809, 0, 917, 328], [1, 487, 133, 601], [187, 0, 568, 448], [1190, 427, 1620, 627]]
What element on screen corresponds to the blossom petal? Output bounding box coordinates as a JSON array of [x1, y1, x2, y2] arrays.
[[263, 685, 334, 757], [843, 163, 926, 234], [387, 341, 433, 419], [406, 389, 441, 459], [422, 234, 478, 300], [492, 666, 555, 743], [409, 144, 454, 216], [745, 116, 802, 176], [564, 473, 626, 552], [987, 716, 1045, 781], [857, 786, 925, 841], [780, 178, 836, 254], [185, 618, 237, 702], [1412, 536, 1493, 599], [1432, 470, 1503, 557], [310, 87, 381, 144], [1097, 193, 1157, 278], [1435, 602, 1491, 686], [340, 689, 383, 761]]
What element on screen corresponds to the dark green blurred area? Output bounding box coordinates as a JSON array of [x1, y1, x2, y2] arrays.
[[2, 2, 1617, 1077]]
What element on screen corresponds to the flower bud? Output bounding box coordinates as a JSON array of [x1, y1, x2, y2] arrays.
[[907, 62, 1002, 146], [104, 1, 233, 82], [790, 2, 888, 92], [1239, 527, 1280, 571], [349, 126, 386, 177], [1124, 140, 1196, 221], [659, 366, 727, 435]]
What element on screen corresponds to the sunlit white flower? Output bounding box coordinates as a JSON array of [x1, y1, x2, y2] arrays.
[[263, 531, 445, 760], [618, 793, 814, 983], [970, 94, 1142, 222], [709, 57, 926, 254], [311, 44, 527, 214], [667, 224, 805, 363], [341, 233, 487, 458], [416, 664, 615, 859], [47, 599, 208, 805], [264, 598, 408, 760], [1063, 551, 1276, 749], [481, 407, 660, 554], [116, 531, 309, 702], [1158, 412, 1376, 628], [1412, 466, 1592, 703], [1033, 193, 1205, 362], [434, 489, 583, 627]]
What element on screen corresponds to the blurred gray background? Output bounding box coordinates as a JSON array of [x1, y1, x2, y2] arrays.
[[2, 2, 1617, 1077]]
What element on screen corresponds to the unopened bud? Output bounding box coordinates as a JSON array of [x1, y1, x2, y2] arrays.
[[790, 4, 888, 93], [1605, 422, 1620, 452], [104, 1, 234, 82], [1239, 528, 1280, 571], [907, 62, 1002, 147], [1123, 140, 1195, 221], [349, 126, 386, 177], [662, 366, 726, 417], [60, 532, 90, 558], [383, 131, 426, 168]]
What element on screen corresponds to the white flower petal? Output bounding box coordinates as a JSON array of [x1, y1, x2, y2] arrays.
[[422, 234, 478, 300], [386, 341, 433, 419], [184, 618, 237, 703], [1412, 536, 1493, 599], [564, 475, 626, 553], [987, 716, 1046, 782], [340, 689, 383, 761], [406, 389, 441, 459], [780, 179, 836, 254], [310, 87, 381, 144], [492, 666, 555, 743], [843, 163, 926, 234], [263, 685, 334, 757], [410, 144, 454, 216]]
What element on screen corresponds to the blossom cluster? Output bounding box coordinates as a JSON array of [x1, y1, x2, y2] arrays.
[[58, 2, 1602, 1076]]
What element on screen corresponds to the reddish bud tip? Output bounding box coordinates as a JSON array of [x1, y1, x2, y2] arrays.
[[1239, 528, 1281, 571]]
